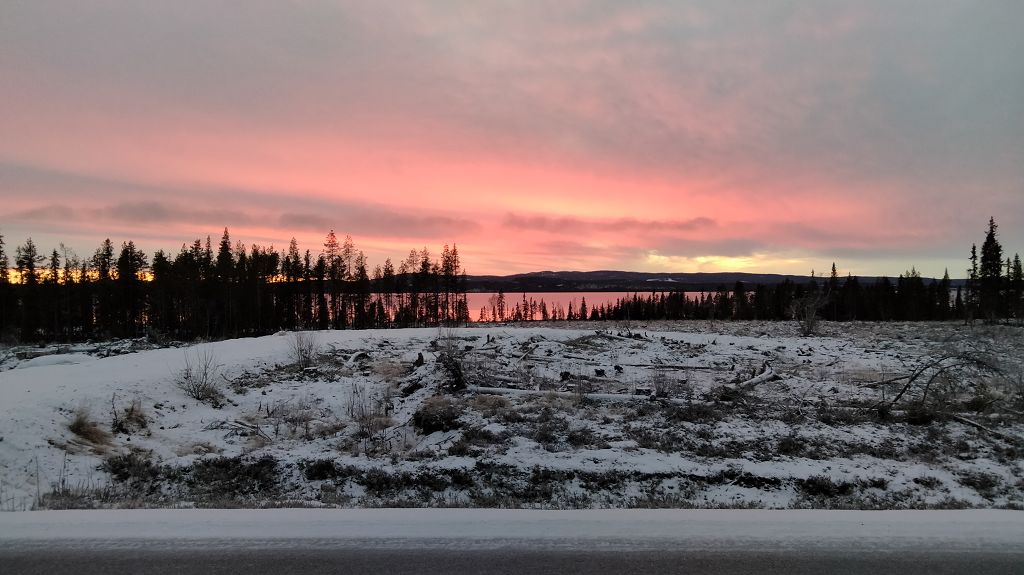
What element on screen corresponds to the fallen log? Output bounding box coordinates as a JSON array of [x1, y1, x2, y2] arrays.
[[469, 385, 690, 406], [945, 413, 1021, 445], [737, 363, 779, 390]]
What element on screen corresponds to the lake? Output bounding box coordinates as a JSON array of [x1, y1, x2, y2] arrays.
[[465, 291, 712, 321]]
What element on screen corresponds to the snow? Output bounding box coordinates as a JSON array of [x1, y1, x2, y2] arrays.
[[1, 509, 1021, 550], [0, 322, 1021, 510]]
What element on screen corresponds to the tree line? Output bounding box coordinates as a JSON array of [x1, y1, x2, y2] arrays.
[[0, 229, 469, 342], [482, 218, 1022, 325], [0, 218, 1019, 342]]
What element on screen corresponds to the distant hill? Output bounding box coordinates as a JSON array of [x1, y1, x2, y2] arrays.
[[464, 270, 966, 292]]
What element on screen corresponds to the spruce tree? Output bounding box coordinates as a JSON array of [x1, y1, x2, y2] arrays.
[[1011, 254, 1023, 323], [0, 232, 8, 285], [0, 233, 10, 338], [978, 217, 1004, 321], [15, 238, 44, 339], [966, 243, 979, 323]]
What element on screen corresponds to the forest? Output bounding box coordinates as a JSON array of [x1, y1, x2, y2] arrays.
[[0, 218, 1020, 343], [0, 229, 469, 342]]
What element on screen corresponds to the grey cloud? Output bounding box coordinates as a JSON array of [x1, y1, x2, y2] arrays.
[[104, 201, 253, 225], [12, 204, 77, 221], [2, 2, 1023, 272], [504, 213, 715, 234], [279, 209, 480, 239], [8, 2, 1021, 189], [651, 237, 766, 258], [529, 240, 638, 260]]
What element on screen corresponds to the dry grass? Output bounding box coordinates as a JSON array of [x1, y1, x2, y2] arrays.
[[371, 359, 407, 380], [174, 441, 222, 457], [111, 396, 148, 434], [67, 407, 112, 446], [470, 394, 512, 417]]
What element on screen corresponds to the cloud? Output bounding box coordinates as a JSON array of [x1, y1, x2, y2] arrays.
[[11, 204, 76, 221], [279, 209, 480, 239], [1, 2, 1022, 275], [104, 201, 253, 226], [503, 213, 715, 235]]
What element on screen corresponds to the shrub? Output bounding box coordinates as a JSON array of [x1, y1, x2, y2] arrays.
[[471, 394, 511, 418], [176, 348, 222, 403], [797, 475, 855, 497], [102, 451, 162, 491], [300, 459, 362, 482], [958, 471, 1002, 498], [448, 426, 509, 456], [188, 455, 280, 500], [412, 396, 462, 434], [301, 459, 339, 481], [913, 476, 943, 489], [567, 426, 599, 448], [905, 406, 937, 426], [290, 331, 320, 369], [776, 434, 804, 457], [358, 468, 414, 498], [436, 353, 465, 392], [859, 477, 889, 490], [791, 292, 828, 336]]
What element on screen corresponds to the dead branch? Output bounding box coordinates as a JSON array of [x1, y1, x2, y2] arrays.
[[944, 413, 1021, 445]]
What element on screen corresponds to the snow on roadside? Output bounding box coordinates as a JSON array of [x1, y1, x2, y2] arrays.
[[1, 509, 1022, 552]]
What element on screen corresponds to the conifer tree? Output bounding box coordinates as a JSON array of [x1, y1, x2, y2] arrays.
[[978, 217, 1004, 322], [1011, 254, 1023, 323], [966, 243, 979, 323], [15, 238, 44, 339], [0, 232, 9, 285]]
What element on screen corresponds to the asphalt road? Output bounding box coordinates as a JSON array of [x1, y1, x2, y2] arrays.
[[3, 544, 1022, 575], [2, 509, 1022, 574]]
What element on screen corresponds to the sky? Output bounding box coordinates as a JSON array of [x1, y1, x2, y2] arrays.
[[1, 1, 1022, 278]]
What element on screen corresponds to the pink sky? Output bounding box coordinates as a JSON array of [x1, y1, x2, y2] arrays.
[[2, 2, 1022, 277]]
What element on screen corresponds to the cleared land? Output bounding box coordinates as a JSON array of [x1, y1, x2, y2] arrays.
[[0, 321, 1021, 510]]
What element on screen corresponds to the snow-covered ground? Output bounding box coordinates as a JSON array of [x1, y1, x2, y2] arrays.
[[0, 321, 1021, 510], [3, 509, 1022, 550]]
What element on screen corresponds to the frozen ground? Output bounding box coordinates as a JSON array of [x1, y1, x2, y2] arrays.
[[0, 321, 1021, 510]]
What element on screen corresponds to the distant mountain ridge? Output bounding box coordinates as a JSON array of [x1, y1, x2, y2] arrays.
[[465, 270, 965, 292]]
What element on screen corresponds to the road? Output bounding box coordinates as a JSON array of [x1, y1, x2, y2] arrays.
[[2, 509, 1021, 574]]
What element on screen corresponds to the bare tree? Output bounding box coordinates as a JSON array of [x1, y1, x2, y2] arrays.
[[290, 331, 321, 368]]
